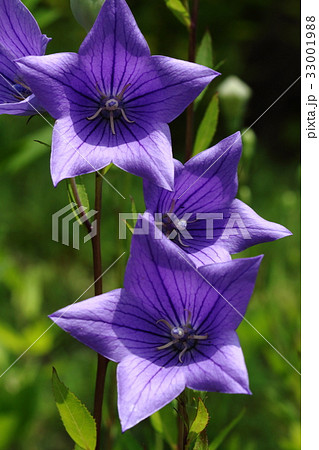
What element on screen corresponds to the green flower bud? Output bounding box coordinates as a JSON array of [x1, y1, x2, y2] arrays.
[[70, 0, 105, 31], [218, 75, 252, 132]]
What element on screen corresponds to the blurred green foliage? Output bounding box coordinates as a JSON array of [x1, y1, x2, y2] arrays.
[[0, 0, 300, 449]]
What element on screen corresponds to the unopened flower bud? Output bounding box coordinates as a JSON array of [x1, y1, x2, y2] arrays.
[[70, 0, 105, 31], [218, 75, 252, 132]]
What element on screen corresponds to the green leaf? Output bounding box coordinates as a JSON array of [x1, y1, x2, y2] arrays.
[[52, 368, 97, 450], [101, 163, 113, 176], [67, 176, 90, 226], [150, 402, 177, 449], [164, 0, 190, 29], [188, 398, 209, 444], [209, 409, 245, 450], [195, 31, 213, 107], [194, 430, 209, 450], [196, 31, 213, 68], [193, 93, 219, 156]]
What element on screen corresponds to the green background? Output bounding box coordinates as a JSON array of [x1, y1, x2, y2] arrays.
[[0, 0, 300, 449]]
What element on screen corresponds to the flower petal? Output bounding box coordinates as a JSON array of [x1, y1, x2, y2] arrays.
[[50, 116, 174, 188], [143, 132, 242, 216], [79, 0, 150, 94], [194, 256, 263, 334], [206, 198, 292, 253], [183, 243, 231, 267], [173, 132, 242, 213], [118, 354, 185, 431], [124, 212, 199, 325], [0, 93, 41, 115], [49, 289, 131, 362], [183, 331, 250, 394], [125, 55, 219, 124], [16, 52, 95, 119], [0, 0, 49, 58], [143, 159, 184, 211]]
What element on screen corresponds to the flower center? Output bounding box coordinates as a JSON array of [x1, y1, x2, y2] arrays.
[[156, 313, 208, 363], [12, 80, 32, 101], [87, 84, 134, 135]]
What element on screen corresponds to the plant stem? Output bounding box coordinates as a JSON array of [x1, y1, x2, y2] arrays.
[[69, 174, 109, 448], [185, 0, 200, 162], [91, 173, 109, 450], [177, 390, 189, 450]]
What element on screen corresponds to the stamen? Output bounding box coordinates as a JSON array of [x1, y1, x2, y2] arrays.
[[168, 199, 176, 214], [86, 83, 134, 134], [120, 108, 135, 124], [190, 334, 208, 340], [156, 319, 173, 330], [109, 111, 116, 135], [87, 107, 103, 121], [177, 233, 189, 247], [178, 342, 188, 363], [95, 83, 106, 98], [157, 340, 178, 350], [116, 83, 131, 100], [185, 310, 192, 326]]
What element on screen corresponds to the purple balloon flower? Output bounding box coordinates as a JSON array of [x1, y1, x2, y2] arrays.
[[0, 0, 50, 115], [50, 216, 262, 431], [16, 0, 219, 188], [143, 132, 292, 266]]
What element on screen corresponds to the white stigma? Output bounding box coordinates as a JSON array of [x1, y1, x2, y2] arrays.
[[176, 219, 188, 232], [171, 327, 185, 339]]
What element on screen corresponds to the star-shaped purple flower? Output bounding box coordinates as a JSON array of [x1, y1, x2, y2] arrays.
[[0, 0, 50, 115], [17, 0, 218, 188], [143, 132, 292, 266], [50, 216, 262, 431]]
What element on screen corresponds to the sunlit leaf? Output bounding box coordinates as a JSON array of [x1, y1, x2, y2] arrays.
[[67, 176, 90, 226], [164, 0, 190, 29], [209, 409, 245, 450], [52, 368, 97, 450], [196, 31, 213, 68], [194, 430, 209, 450], [189, 398, 209, 434], [188, 397, 209, 446], [195, 31, 213, 107], [193, 93, 219, 156]]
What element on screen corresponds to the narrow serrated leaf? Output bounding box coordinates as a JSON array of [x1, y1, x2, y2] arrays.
[[209, 409, 245, 450], [164, 0, 190, 28], [193, 93, 219, 156], [189, 398, 209, 435], [52, 368, 96, 450]]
